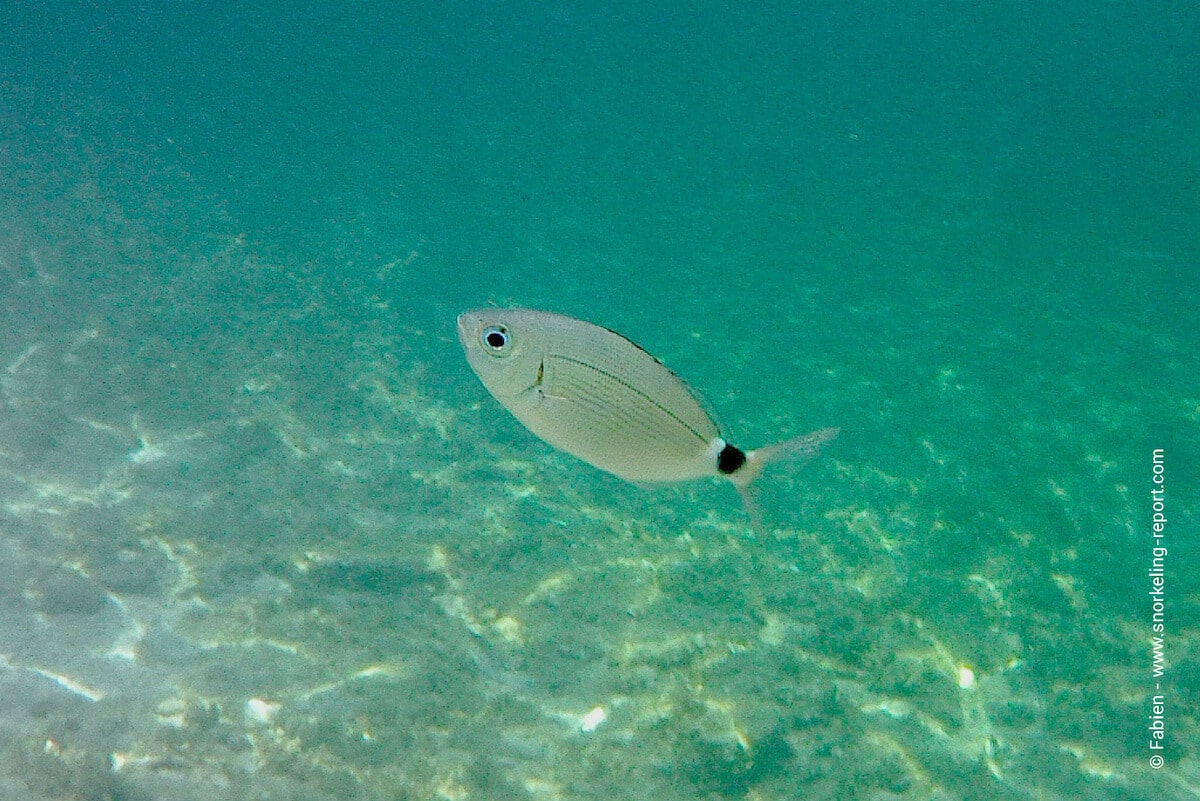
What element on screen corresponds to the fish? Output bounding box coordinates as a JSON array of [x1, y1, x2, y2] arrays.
[[456, 308, 838, 518]]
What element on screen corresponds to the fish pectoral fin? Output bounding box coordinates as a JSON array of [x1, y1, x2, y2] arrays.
[[521, 384, 571, 405], [525, 359, 571, 400], [532, 363, 577, 402]]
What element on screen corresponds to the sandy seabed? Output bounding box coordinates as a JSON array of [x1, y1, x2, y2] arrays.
[[0, 185, 1196, 801]]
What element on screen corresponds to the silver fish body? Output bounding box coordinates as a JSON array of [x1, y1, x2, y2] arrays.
[[456, 308, 838, 490]]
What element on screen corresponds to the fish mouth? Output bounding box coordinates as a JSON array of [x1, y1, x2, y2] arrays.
[[455, 313, 475, 349]]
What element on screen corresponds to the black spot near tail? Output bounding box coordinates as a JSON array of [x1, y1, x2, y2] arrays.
[[717, 443, 746, 475]]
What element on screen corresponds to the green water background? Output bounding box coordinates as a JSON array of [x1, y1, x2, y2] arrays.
[[1, 2, 1197, 799]]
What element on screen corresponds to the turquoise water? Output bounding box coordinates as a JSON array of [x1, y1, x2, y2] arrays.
[[1, 2, 1197, 799]]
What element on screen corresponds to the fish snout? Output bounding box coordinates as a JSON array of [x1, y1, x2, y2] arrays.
[[455, 313, 476, 350]]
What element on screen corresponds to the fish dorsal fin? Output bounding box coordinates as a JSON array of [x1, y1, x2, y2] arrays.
[[595, 320, 727, 437]]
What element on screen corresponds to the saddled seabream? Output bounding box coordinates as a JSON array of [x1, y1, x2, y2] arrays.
[[456, 308, 837, 520]]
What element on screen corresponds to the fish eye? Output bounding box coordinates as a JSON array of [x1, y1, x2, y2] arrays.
[[481, 325, 509, 351]]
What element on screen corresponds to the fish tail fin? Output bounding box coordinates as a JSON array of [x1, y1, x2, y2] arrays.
[[729, 427, 840, 533], [730, 427, 840, 490], [735, 483, 766, 537]]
